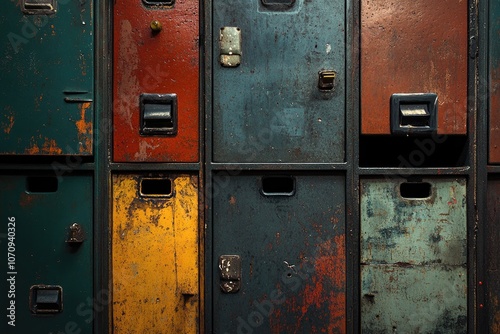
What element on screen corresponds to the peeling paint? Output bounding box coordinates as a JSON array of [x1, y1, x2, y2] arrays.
[[75, 102, 93, 153]]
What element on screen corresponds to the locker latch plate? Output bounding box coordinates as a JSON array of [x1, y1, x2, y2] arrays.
[[318, 70, 337, 91], [219, 255, 241, 293], [220, 27, 242, 67]]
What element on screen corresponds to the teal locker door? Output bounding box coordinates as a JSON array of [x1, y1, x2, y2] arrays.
[[212, 0, 345, 163], [0, 1, 94, 155], [0, 174, 93, 333], [360, 178, 467, 333]]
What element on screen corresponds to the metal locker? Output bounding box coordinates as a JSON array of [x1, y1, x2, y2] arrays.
[[0, 0, 94, 155], [212, 0, 345, 163], [212, 174, 346, 333], [360, 178, 467, 333], [486, 178, 500, 331], [0, 174, 93, 333], [113, 1, 200, 162], [360, 0, 467, 135], [112, 174, 199, 333], [490, 0, 500, 163]]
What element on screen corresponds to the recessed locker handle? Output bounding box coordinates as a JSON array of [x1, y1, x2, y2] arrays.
[[139, 178, 173, 197], [261, 176, 296, 196], [390, 93, 438, 135], [140, 94, 178, 136], [400, 182, 432, 199]]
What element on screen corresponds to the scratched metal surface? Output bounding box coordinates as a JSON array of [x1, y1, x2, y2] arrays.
[[212, 0, 345, 163], [212, 174, 346, 333], [490, 0, 500, 163], [0, 0, 94, 155], [360, 178, 467, 333], [0, 174, 93, 333], [360, 0, 467, 135]]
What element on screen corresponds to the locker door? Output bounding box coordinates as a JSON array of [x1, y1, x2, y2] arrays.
[[490, 0, 500, 163], [212, 0, 345, 163], [360, 178, 467, 332], [486, 178, 500, 331], [112, 174, 199, 333], [113, 1, 200, 162], [361, 0, 467, 135], [0, 174, 93, 333], [0, 0, 94, 155], [212, 174, 346, 333]]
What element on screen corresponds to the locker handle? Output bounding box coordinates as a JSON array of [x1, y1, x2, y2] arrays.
[[140, 93, 178, 136], [29, 285, 63, 314], [390, 93, 437, 135], [26, 176, 58, 193], [21, 0, 57, 14], [261, 176, 296, 196], [220, 27, 242, 67], [219, 255, 241, 293], [400, 182, 432, 199], [139, 178, 173, 197]]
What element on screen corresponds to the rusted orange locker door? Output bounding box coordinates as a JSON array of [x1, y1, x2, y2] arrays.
[[361, 0, 467, 135], [113, 1, 199, 162], [112, 174, 199, 333], [490, 0, 500, 163]]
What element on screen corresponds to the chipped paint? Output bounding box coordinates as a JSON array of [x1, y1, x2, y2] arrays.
[[3, 114, 15, 134], [361, 178, 467, 332], [112, 174, 199, 333], [75, 102, 93, 153], [361, 0, 467, 134], [113, 1, 199, 162]]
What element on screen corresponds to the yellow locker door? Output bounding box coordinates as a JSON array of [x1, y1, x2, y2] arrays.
[[112, 174, 199, 333]]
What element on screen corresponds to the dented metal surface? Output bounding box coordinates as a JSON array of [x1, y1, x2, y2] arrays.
[[212, 174, 346, 333], [212, 0, 345, 163], [112, 174, 199, 333], [490, 0, 500, 162], [0, 174, 93, 332], [0, 0, 94, 155], [113, 1, 199, 162], [361, 0, 467, 135], [360, 178, 467, 333]]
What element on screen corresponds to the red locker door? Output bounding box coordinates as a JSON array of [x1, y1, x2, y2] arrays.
[[113, 1, 199, 162], [361, 0, 467, 135]]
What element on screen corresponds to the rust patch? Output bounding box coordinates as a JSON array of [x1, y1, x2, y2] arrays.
[[3, 114, 15, 134], [490, 65, 500, 162], [75, 102, 93, 153], [41, 138, 63, 155], [19, 193, 35, 207], [270, 235, 346, 333]]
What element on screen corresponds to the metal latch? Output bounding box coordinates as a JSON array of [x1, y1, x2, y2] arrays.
[[220, 27, 242, 67], [318, 70, 337, 91], [21, 0, 57, 15], [219, 255, 241, 293], [66, 223, 85, 245], [390, 93, 438, 135]]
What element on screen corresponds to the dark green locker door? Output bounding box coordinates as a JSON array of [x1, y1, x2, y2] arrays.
[[0, 174, 93, 333], [212, 174, 346, 333], [0, 0, 94, 155], [212, 0, 345, 163]]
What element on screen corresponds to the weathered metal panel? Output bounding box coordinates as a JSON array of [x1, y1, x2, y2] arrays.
[[0, 0, 94, 155], [490, 0, 500, 163], [360, 0, 468, 135], [360, 178, 467, 333], [212, 0, 345, 163], [0, 174, 93, 333], [113, 1, 199, 162], [212, 174, 346, 333], [486, 178, 500, 332], [112, 174, 199, 333]]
